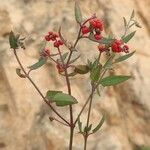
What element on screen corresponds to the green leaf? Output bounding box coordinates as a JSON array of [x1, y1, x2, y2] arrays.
[[74, 65, 89, 74], [84, 124, 92, 132], [123, 17, 127, 27], [114, 51, 135, 64], [9, 31, 18, 49], [122, 31, 136, 43], [92, 115, 105, 133], [46, 91, 62, 100], [28, 57, 47, 70], [61, 52, 69, 61], [78, 118, 82, 133], [16, 68, 26, 78], [90, 59, 102, 82], [75, 1, 82, 24], [100, 75, 131, 87], [96, 86, 101, 97], [46, 91, 78, 107], [130, 10, 135, 19]]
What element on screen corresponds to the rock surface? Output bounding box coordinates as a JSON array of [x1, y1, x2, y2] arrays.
[[0, 0, 150, 150]]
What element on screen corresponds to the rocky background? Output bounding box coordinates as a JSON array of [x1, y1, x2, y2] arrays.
[[0, 0, 150, 150]]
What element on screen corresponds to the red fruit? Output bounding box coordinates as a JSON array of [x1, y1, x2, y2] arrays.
[[48, 31, 53, 35], [58, 40, 64, 45], [56, 64, 64, 73], [94, 34, 102, 40], [54, 41, 60, 48], [98, 44, 106, 52], [81, 26, 90, 34], [89, 18, 103, 31], [123, 45, 129, 53], [45, 35, 51, 41]]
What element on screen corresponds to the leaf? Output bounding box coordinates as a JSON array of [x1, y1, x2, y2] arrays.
[[123, 17, 127, 27], [16, 68, 26, 78], [46, 91, 62, 100], [96, 86, 101, 97], [92, 115, 105, 133], [75, 1, 82, 24], [62, 52, 68, 61], [46, 91, 78, 107], [28, 57, 47, 70], [90, 59, 102, 82], [74, 65, 89, 74], [100, 75, 131, 87], [9, 31, 18, 49], [78, 118, 82, 133], [114, 51, 135, 64], [84, 124, 92, 132], [122, 31, 136, 43], [130, 10, 135, 19]]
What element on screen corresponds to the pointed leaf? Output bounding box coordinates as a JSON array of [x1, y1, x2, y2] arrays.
[[84, 124, 92, 132], [123, 17, 127, 27], [16, 68, 26, 78], [75, 1, 82, 24], [114, 51, 135, 63], [9, 31, 18, 49], [122, 31, 136, 43], [78, 118, 82, 133], [74, 65, 89, 74], [28, 57, 47, 70], [46, 90, 62, 100], [100, 75, 131, 87], [47, 92, 78, 107], [130, 10, 135, 19], [92, 115, 105, 133]]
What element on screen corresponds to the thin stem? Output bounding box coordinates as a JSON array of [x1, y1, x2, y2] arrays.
[[84, 135, 88, 150], [57, 47, 74, 150], [13, 49, 70, 126]]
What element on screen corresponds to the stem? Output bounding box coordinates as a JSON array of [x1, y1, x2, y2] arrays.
[[13, 49, 70, 126], [84, 135, 88, 150], [49, 117, 69, 127], [57, 47, 74, 150]]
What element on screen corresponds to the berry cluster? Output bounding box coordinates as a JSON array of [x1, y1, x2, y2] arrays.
[[111, 40, 129, 53], [81, 17, 103, 40], [45, 32, 64, 48]]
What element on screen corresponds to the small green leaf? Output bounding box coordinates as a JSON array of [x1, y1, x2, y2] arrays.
[[130, 10, 135, 19], [46, 91, 62, 100], [75, 1, 82, 24], [74, 65, 89, 74], [16, 68, 26, 78], [90, 59, 102, 82], [122, 31, 136, 43], [92, 115, 105, 133], [114, 51, 135, 64], [47, 92, 78, 107], [62, 52, 69, 61], [84, 124, 92, 132], [100, 75, 131, 87], [123, 17, 127, 27], [78, 118, 82, 133], [9, 31, 18, 49], [28, 57, 47, 70], [96, 86, 101, 97]]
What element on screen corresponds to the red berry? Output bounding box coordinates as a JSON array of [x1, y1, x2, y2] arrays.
[[81, 26, 90, 34], [54, 41, 60, 48], [58, 40, 63, 45], [48, 31, 53, 35], [123, 45, 129, 53], [94, 34, 102, 40], [45, 35, 51, 41], [98, 44, 106, 52]]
